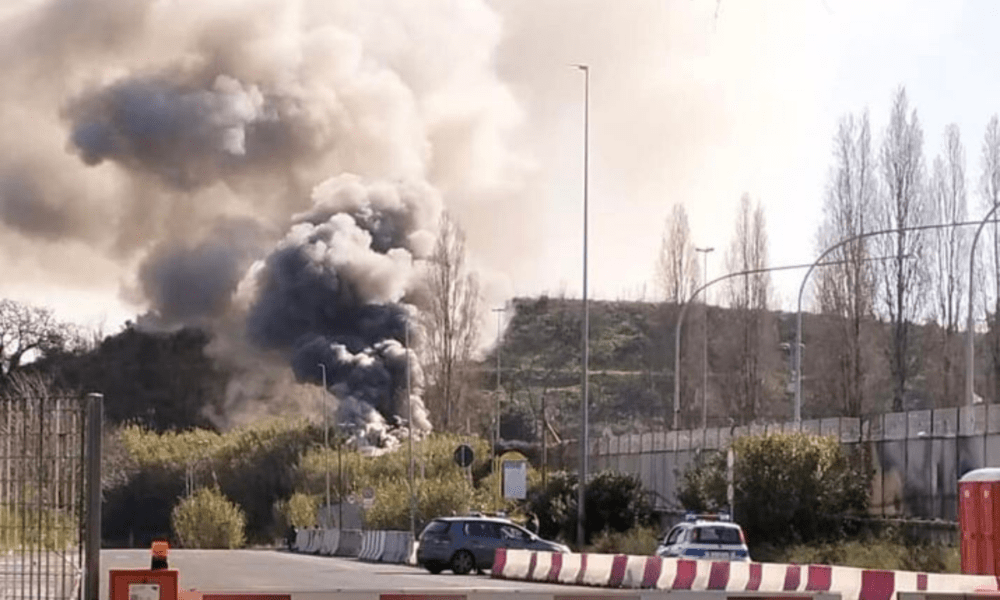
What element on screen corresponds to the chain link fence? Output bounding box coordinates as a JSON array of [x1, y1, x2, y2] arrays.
[[0, 392, 100, 600]]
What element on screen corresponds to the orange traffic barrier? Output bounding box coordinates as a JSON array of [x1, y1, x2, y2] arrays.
[[152, 540, 170, 570], [109, 568, 179, 600]]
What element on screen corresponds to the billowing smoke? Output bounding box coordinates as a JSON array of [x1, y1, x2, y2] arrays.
[[0, 0, 522, 434], [243, 175, 438, 437]]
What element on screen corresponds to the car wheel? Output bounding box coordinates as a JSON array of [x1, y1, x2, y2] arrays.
[[425, 562, 444, 575], [450, 550, 475, 575]]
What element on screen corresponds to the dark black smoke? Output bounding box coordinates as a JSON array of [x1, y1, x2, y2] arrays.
[[138, 218, 270, 325], [66, 75, 275, 188], [243, 175, 437, 433]]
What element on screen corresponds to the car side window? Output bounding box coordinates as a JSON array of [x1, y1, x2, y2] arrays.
[[665, 526, 683, 545], [465, 521, 488, 538], [500, 525, 528, 541]]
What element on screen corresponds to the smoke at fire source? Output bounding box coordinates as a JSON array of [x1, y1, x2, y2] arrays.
[[0, 0, 523, 440]]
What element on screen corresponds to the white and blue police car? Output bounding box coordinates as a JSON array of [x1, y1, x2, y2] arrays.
[[655, 512, 750, 562]]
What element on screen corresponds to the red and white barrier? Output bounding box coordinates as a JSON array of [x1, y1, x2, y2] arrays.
[[493, 549, 1000, 599]]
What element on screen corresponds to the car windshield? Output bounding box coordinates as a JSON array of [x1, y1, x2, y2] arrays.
[[694, 526, 741, 544]]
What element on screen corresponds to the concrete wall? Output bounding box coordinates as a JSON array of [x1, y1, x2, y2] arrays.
[[592, 404, 1000, 521]]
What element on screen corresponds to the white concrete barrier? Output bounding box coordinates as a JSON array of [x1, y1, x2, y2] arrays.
[[293, 529, 308, 553], [336, 529, 362, 557], [556, 552, 582, 585], [494, 548, 532, 580], [358, 531, 387, 562], [579, 553, 614, 586], [319, 529, 340, 556], [530, 551, 553, 581]]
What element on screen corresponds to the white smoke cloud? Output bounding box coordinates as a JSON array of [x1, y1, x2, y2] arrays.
[[0, 0, 524, 432]]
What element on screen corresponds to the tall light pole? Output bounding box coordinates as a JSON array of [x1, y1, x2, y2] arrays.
[[673, 257, 895, 428], [571, 62, 590, 548], [968, 205, 1000, 405], [491, 306, 506, 510], [795, 218, 1000, 419], [492, 307, 506, 452], [695, 247, 714, 429], [405, 320, 415, 536], [318, 363, 331, 510]]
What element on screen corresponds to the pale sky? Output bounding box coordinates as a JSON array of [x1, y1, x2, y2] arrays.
[[2, 0, 999, 333]]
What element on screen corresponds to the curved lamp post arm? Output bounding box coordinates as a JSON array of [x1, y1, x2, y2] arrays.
[[967, 204, 1000, 405], [794, 218, 1000, 421], [673, 260, 845, 429]]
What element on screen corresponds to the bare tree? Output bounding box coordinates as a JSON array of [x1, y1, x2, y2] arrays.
[[929, 124, 968, 406], [421, 213, 482, 431], [979, 115, 1000, 403], [0, 298, 76, 386], [874, 86, 929, 412], [723, 193, 772, 422], [656, 203, 700, 303], [814, 111, 878, 417]]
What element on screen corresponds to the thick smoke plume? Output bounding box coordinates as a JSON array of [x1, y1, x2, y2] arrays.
[[243, 175, 439, 436], [0, 0, 522, 433]]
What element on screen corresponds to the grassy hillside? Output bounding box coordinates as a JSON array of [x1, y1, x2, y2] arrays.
[[486, 296, 975, 442]]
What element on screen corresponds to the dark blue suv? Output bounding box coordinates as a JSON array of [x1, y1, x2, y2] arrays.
[[417, 515, 569, 574]]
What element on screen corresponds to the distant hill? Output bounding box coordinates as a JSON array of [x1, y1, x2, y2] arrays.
[[485, 296, 973, 440]]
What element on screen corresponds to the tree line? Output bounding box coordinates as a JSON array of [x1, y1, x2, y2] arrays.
[[658, 85, 1000, 422]]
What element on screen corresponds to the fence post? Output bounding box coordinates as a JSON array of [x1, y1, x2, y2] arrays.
[[85, 393, 103, 600]]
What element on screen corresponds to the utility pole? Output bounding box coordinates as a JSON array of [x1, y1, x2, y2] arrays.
[[572, 62, 590, 548], [492, 306, 506, 509], [695, 246, 714, 429], [405, 320, 415, 536], [318, 364, 330, 510]]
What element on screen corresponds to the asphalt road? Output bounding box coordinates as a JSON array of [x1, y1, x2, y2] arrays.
[[99, 549, 591, 599]]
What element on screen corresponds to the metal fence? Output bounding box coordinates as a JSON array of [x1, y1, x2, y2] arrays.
[[0, 392, 101, 600]]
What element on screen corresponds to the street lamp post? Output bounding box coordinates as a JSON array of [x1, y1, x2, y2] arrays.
[[492, 307, 506, 451], [695, 247, 714, 429], [572, 62, 590, 548], [795, 219, 1000, 420], [492, 306, 506, 510], [318, 364, 331, 511], [968, 205, 1000, 406], [673, 257, 893, 428], [405, 320, 415, 536]]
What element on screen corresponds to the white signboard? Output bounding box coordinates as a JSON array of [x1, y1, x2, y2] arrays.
[[128, 583, 160, 600], [502, 459, 527, 500]]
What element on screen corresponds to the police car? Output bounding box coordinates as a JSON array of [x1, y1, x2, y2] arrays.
[[655, 512, 750, 562]]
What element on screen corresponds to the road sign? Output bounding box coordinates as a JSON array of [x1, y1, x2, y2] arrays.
[[347, 493, 357, 504], [454, 444, 474, 468], [502, 459, 527, 500], [362, 487, 375, 500]]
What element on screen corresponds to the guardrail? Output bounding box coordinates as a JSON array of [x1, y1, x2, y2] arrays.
[[493, 548, 1000, 599], [289, 528, 414, 564]]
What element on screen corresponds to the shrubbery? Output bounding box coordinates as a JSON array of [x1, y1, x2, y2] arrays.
[[526, 470, 654, 546], [103, 419, 322, 546], [277, 493, 319, 529], [678, 432, 870, 546], [297, 433, 494, 531], [171, 487, 246, 549]]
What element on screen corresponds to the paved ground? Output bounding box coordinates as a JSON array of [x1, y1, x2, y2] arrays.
[[99, 549, 585, 599]]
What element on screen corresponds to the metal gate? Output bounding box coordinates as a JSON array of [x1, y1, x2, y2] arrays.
[[0, 392, 101, 600]]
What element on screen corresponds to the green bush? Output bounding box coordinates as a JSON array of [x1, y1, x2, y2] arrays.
[[105, 419, 322, 546], [678, 432, 870, 546], [278, 493, 319, 529], [297, 433, 494, 531], [774, 531, 960, 573], [587, 525, 659, 555], [171, 487, 246, 549], [526, 470, 654, 546]]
